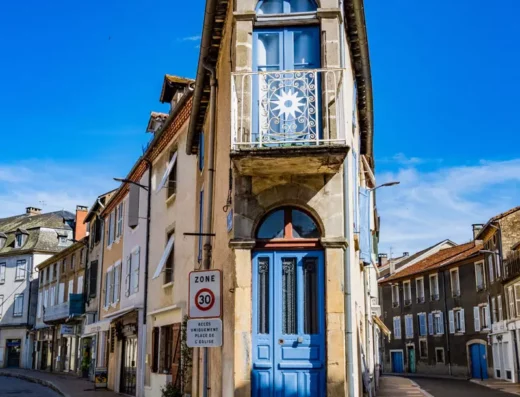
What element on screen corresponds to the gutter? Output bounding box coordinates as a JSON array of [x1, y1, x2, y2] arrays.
[[186, 0, 218, 155]]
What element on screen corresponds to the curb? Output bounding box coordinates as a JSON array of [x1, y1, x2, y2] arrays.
[[0, 371, 68, 397], [469, 379, 520, 396], [383, 372, 469, 381]]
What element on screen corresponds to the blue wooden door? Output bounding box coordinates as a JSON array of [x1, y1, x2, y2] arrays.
[[252, 251, 325, 397], [470, 344, 488, 379], [253, 27, 320, 145], [391, 351, 404, 374]]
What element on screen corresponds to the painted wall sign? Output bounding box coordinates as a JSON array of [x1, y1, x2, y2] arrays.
[[186, 319, 222, 347], [189, 270, 222, 318]]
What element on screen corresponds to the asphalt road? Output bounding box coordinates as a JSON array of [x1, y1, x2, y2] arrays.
[[0, 377, 60, 396], [413, 377, 512, 397]]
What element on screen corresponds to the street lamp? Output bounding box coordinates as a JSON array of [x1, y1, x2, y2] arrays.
[[369, 181, 400, 191], [113, 178, 149, 191]]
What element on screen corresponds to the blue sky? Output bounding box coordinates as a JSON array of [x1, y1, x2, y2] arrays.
[[0, 0, 518, 255]]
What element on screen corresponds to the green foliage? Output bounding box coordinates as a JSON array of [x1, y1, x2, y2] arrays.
[[80, 355, 91, 372], [180, 315, 193, 392], [160, 382, 182, 397]]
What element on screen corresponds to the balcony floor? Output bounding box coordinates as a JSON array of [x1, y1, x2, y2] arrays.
[[231, 144, 349, 176]]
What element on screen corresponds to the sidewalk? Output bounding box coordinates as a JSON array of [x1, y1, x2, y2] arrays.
[[0, 368, 120, 397], [471, 378, 520, 396], [378, 375, 431, 397]]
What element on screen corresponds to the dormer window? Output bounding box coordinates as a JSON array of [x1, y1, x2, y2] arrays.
[[15, 229, 28, 248], [257, 0, 317, 15], [0, 233, 6, 249], [58, 231, 69, 246]]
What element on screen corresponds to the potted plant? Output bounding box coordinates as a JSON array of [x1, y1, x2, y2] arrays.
[[160, 382, 182, 397], [80, 355, 91, 378]]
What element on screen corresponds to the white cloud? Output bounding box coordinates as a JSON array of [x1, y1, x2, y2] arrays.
[[378, 152, 443, 166], [179, 35, 201, 42], [376, 158, 520, 257], [0, 160, 117, 218]]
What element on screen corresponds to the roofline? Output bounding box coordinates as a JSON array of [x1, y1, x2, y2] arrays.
[[84, 189, 118, 223], [36, 238, 88, 270], [102, 90, 194, 217], [476, 206, 520, 240]]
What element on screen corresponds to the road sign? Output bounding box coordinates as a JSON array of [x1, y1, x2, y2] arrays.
[[186, 318, 222, 347], [189, 270, 221, 318]]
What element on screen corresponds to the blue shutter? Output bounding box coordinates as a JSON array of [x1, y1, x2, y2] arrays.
[[359, 187, 370, 264], [419, 314, 427, 336], [428, 313, 434, 335], [439, 312, 445, 335]]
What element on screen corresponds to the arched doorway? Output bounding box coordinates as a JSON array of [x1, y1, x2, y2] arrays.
[[252, 207, 325, 397]]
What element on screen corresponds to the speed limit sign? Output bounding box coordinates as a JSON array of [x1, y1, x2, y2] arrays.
[[189, 270, 221, 318]]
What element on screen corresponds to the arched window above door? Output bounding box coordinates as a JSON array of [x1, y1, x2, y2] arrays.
[[256, 0, 318, 15], [256, 207, 321, 239]]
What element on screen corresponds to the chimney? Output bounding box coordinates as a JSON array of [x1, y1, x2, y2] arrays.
[[403, 252, 410, 257], [26, 207, 41, 215], [75, 205, 88, 240], [378, 253, 388, 268], [472, 224, 484, 239]]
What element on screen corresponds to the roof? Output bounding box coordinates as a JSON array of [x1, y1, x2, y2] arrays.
[[186, 0, 374, 166], [102, 91, 193, 217], [159, 75, 194, 103], [392, 239, 457, 273], [37, 237, 87, 270], [380, 241, 483, 283], [84, 190, 117, 223], [0, 210, 75, 257], [476, 205, 520, 240]]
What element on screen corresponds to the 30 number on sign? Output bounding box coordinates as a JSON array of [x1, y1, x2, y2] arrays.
[[195, 288, 215, 311]]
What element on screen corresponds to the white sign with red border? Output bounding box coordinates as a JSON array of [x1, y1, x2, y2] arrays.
[[189, 270, 221, 318]]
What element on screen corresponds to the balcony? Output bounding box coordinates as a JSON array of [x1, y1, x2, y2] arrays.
[[505, 251, 520, 282], [43, 294, 84, 323], [231, 68, 348, 176]]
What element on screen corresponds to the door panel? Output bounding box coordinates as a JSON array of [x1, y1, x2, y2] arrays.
[[480, 345, 488, 379], [391, 352, 403, 373], [253, 251, 325, 397]]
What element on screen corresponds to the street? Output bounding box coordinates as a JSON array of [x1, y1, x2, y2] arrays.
[[413, 377, 513, 397], [0, 377, 60, 397]]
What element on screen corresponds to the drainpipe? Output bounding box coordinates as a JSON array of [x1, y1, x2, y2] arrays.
[[339, 0, 356, 395], [442, 269, 452, 375], [201, 60, 217, 397]]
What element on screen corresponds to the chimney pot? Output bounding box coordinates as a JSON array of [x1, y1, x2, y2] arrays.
[[472, 224, 484, 239], [26, 207, 41, 215]]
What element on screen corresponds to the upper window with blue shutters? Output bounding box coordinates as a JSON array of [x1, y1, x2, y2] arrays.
[[256, 0, 317, 15]]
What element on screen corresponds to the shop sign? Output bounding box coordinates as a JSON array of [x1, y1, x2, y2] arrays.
[[6, 340, 21, 347], [83, 319, 111, 335], [60, 325, 75, 336], [186, 319, 222, 348], [95, 367, 108, 389]]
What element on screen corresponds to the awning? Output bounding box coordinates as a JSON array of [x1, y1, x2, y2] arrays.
[[153, 235, 174, 279], [373, 315, 391, 339], [83, 319, 111, 336]]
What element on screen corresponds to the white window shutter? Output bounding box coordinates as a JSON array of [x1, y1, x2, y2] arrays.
[[460, 309, 465, 333], [409, 315, 414, 337], [77, 276, 83, 294], [449, 310, 455, 334], [428, 313, 434, 335], [125, 256, 131, 297], [439, 312, 444, 335], [153, 235, 175, 279], [156, 152, 178, 193], [474, 306, 481, 332], [485, 305, 491, 328], [133, 248, 140, 292]]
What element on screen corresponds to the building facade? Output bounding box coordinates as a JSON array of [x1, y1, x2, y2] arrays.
[[185, 0, 379, 396], [380, 241, 493, 378], [0, 207, 84, 369]]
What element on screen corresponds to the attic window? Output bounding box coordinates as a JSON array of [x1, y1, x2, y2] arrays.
[[15, 231, 28, 248], [0, 233, 6, 249]]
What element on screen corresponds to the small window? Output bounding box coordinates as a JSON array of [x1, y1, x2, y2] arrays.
[[15, 233, 27, 248], [429, 274, 439, 300], [450, 268, 460, 297], [15, 260, 27, 281], [475, 261, 485, 291], [419, 339, 428, 359], [13, 293, 24, 317], [59, 236, 68, 245], [256, 207, 320, 239], [116, 203, 123, 238], [403, 281, 411, 306], [435, 348, 445, 364], [167, 151, 178, 198], [164, 232, 174, 285], [391, 284, 399, 308], [416, 278, 425, 303]]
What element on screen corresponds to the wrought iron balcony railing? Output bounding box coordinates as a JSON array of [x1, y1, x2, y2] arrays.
[[505, 251, 520, 281], [231, 68, 347, 150]]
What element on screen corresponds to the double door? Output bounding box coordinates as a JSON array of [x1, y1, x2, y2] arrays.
[[252, 251, 325, 397]]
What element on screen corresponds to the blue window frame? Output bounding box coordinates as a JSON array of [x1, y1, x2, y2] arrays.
[[198, 189, 204, 263], [256, 0, 317, 14]]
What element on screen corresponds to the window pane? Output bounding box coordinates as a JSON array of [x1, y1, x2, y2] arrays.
[[257, 33, 280, 68], [282, 258, 297, 334], [293, 31, 316, 68], [257, 0, 283, 15], [258, 257, 270, 334], [257, 209, 285, 239], [289, 0, 316, 13], [292, 209, 319, 238], [304, 258, 318, 334]]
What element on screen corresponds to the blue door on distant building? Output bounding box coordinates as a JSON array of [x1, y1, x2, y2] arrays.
[[391, 351, 404, 374], [470, 343, 488, 379]]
